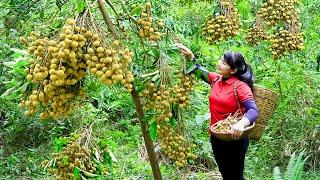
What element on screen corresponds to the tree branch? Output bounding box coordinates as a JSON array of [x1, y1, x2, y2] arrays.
[[97, 0, 117, 36]]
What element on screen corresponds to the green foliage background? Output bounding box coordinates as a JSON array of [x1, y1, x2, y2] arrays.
[[0, 0, 319, 179]]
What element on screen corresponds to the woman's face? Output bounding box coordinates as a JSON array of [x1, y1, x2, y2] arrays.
[[216, 56, 236, 77]]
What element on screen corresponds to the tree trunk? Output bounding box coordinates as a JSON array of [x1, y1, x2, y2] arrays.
[[96, 2, 163, 179], [131, 86, 163, 180]]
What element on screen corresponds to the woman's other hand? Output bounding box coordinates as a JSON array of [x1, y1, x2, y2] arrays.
[[175, 43, 194, 59]]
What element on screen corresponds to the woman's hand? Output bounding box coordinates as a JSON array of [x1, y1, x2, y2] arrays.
[[174, 43, 194, 59], [229, 117, 250, 140], [229, 122, 245, 140]]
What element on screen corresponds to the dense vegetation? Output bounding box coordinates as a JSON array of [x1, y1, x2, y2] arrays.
[[0, 0, 319, 179]]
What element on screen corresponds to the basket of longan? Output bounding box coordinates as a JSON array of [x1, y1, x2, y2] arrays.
[[209, 114, 255, 141]]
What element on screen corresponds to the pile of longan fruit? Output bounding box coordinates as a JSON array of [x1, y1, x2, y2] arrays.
[[212, 116, 239, 133], [19, 18, 88, 119], [157, 123, 196, 168], [202, 0, 240, 43], [137, 2, 162, 41]]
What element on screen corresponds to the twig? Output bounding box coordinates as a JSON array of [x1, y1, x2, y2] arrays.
[[105, 0, 120, 19], [119, 1, 139, 25], [18, 0, 42, 18]]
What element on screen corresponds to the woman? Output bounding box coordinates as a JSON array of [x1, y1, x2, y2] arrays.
[[177, 44, 259, 180]]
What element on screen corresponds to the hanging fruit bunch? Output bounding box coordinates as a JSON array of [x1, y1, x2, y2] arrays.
[[41, 131, 111, 179], [202, 0, 240, 43], [77, 10, 135, 92], [248, 0, 303, 59], [137, 2, 162, 41], [157, 123, 197, 168], [19, 12, 135, 119], [269, 29, 303, 59], [139, 56, 196, 167], [140, 82, 173, 122], [257, 0, 300, 26], [85, 38, 134, 92], [266, 2, 303, 59], [245, 17, 269, 45], [140, 68, 195, 122], [19, 18, 89, 119], [172, 70, 195, 109]]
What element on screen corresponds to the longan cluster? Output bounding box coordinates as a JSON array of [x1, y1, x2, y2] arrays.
[[19, 18, 88, 119], [202, 0, 240, 43], [245, 26, 269, 45], [269, 30, 303, 59], [19, 18, 134, 119], [41, 136, 109, 179], [157, 124, 196, 168], [257, 0, 300, 26], [19, 88, 82, 119], [172, 72, 195, 108], [212, 116, 239, 133], [140, 83, 173, 122], [85, 38, 134, 92], [137, 2, 162, 41]]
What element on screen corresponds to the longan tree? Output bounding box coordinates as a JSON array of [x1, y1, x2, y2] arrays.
[[18, 1, 199, 179]]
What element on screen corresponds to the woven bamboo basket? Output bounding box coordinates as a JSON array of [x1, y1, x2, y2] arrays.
[[210, 121, 255, 141], [248, 85, 277, 140]]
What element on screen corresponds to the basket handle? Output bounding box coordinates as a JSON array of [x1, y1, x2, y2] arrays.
[[233, 80, 242, 115]]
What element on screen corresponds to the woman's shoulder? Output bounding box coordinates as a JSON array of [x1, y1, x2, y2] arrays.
[[236, 80, 253, 94], [208, 72, 222, 83], [208, 72, 222, 78]]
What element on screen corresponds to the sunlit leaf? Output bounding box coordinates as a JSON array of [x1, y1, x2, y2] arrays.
[[149, 122, 157, 141], [76, 0, 86, 13]]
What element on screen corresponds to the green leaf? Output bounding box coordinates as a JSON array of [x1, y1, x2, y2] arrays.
[[149, 122, 157, 141], [103, 151, 112, 165], [4, 90, 21, 100], [73, 167, 80, 179], [0, 87, 17, 99], [130, 4, 143, 16], [40, 10, 44, 19], [13, 66, 24, 74], [76, 0, 86, 13], [10, 48, 28, 55], [62, 156, 69, 166], [15, 60, 29, 67], [273, 166, 283, 180], [195, 113, 210, 124], [53, 137, 68, 152], [284, 152, 297, 179]]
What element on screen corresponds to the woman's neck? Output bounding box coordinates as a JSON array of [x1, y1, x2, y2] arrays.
[[222, 77, 229, 81]]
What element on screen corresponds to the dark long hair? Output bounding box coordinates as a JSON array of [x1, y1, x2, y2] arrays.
[[223, 51, 254, 90]]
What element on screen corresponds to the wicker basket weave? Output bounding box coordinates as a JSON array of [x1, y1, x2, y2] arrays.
[[249, 85, 277, 140]]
